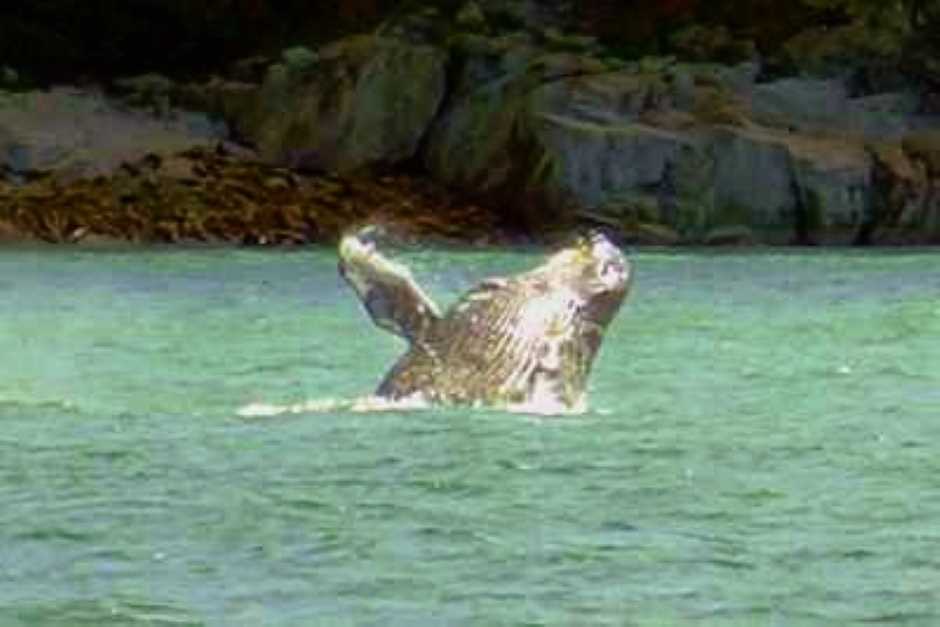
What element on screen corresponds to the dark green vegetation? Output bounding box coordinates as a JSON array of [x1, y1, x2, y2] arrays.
[[1, 0, 394, 83], [4, 1, 940, 91]]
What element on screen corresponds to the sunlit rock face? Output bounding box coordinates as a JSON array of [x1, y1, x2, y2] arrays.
[[339, 227, 631, 414]]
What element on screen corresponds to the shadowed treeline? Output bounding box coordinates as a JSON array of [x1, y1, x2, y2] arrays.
[[3, 1, 938, 89], [0, 0, 413, 83]]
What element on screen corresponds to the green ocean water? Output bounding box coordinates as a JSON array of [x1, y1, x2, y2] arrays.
[[0, 245, 938, 626]]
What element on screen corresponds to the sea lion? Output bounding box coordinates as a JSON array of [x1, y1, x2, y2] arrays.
[[338, 227, 632, 414]]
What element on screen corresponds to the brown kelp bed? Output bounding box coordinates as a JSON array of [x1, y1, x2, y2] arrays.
[[0, 146, 507, 246]]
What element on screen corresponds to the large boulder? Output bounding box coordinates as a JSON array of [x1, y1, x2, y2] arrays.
[[787, 134, 872, 244], [425, 41, 765, 237], [423, 36, 690, 228], [422, 34, 555, 192], [710, 127, 797, 238], [535, 116, 693, 209], [230, 35, 448, 173], [711, 127, 873, 243]]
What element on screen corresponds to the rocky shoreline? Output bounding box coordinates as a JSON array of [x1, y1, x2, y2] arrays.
[[0, 87, 511, 246], [0, 145, 511, 246], [3, 3, 940, 247]]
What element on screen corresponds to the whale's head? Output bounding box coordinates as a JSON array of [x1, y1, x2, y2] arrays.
[[540, 231, 632, 329]]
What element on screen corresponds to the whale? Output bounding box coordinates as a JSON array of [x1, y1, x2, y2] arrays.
[[338, 227, 632, 414]]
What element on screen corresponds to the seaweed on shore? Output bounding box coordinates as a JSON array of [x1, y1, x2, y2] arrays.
[[0, 146, 507, 246]]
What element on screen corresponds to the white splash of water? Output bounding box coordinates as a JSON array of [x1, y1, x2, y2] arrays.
[[235, 395, 430, 418], [505, 396, 587, 416]]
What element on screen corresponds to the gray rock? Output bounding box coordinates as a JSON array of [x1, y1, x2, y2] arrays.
[[752, 77, 936, 140], [715, 62, 761, 99], [789, 137, 871, 244], [535, 115, 694, 209], [241, 35, 447, 172], [711, 127, 797, 229], [674, 61, 758, 105], [151, 25, 933, 246], [845, 91, 936, 139], [669, 67, 697, 111], [422, 36, 558, 194], [424, 43, 685, 226], [0, 87, 225, 180], [422, 35, 940, 243], [534, 69, 670, 124], [751, 78, 851, 132], [710, 126, 873, 243]]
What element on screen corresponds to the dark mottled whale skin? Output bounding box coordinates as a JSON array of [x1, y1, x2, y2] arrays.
[[338, 228, 632, 414]]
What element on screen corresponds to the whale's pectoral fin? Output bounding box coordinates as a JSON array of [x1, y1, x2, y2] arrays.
[[338, 229, 441, 344]]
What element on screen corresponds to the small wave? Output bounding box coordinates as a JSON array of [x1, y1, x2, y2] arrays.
[[12, 526, 98, 543], [7, 599, 201, 627], [0, 396, 81, 414]]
